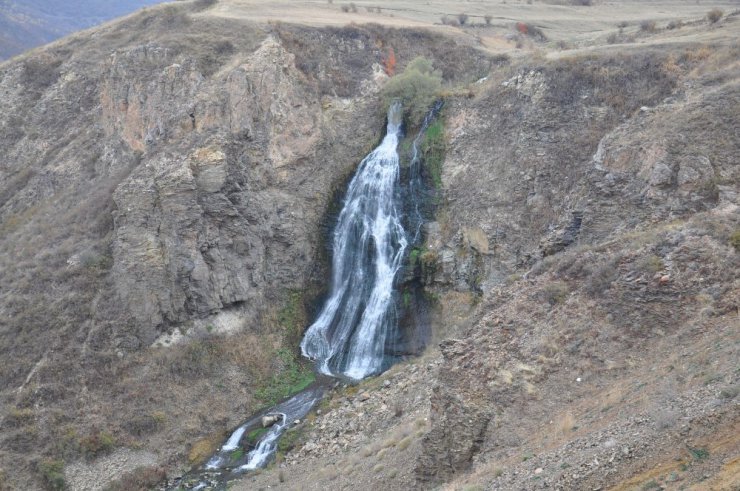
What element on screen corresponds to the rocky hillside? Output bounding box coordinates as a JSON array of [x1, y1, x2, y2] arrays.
[[0, 0, 738, 490]]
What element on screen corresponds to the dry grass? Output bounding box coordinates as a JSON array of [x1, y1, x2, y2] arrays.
[[558, 413, 576, 436]]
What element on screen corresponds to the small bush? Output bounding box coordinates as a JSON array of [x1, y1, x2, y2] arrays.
[[381, 57, 443, 127], [688, 446, 709, 461], [640, 20, 657, 32], [349, 2, 357, 12], [79, 430, 115, 458], [516, 22, 547, 41], [340, 4, 349, 12], [4, 408, 34, 428], [38, 460, 65, 491], [397, 435, 413, 450], [484, 14, 492, 25], [636, 254, 663, 274], [541, 281, 570, 305], [667, 20, 683, 30], [707, 9, 723, 24], [729, 230, 740, 251], [584, 263, 618, 297], [192, 0, 217, 11], [105, 466, 166, 491], [458, 13, 469, 25], [123, 414, 163, 437]]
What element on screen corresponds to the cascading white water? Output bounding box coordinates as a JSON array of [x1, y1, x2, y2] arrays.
[[301, 102, 407, 380], [239, 413, 285, 471]]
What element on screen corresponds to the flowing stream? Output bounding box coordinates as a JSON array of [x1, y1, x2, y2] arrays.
[[172, 101, 439, 490]]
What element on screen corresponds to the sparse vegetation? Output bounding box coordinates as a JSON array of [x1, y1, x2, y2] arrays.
[[515, 22, 547, 41], [192, 0, 218, 11], [38, 460, 66, 491], [458, 13, 469, 26], [636, 254, 664, 274], [729, 230, 740, 251], [104, 466, 166, 491], [688, 446, 710, 461], [541, 281, 570, 305], [640, 20, 657, 33], [78, 430, 115, 458], [484, 14, 492, 25]]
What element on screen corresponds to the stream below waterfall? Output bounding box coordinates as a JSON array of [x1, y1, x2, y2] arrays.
[[167, 101, 441, 490]]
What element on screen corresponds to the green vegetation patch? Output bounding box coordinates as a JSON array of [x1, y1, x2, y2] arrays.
[[687, 446, 710, 461], [277, 426, 306, 453], [279, 290, 307, 347], [246, 427, 269, 444], [422, 120, 446, 189], [729, 230, 740, 251], [229, 448, 245, 462], [38, 460, 66, 491], [381, 57, 443, 127], [255, 348, 315, 407]]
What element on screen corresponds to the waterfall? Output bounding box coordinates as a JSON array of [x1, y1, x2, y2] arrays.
[[175, 101, 441, 489], [300, 101, 408, 380]]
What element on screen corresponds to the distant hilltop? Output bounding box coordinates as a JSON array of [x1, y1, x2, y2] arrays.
[[0, 0, 164, 61]]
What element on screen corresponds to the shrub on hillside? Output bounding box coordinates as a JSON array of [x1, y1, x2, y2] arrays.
[[667, 20, 683, 30], [38, 460, 65, 491], [707, 9, 723, 24], [106, 466, 167, 491], [729, 230, 740, 251], [192, 0, 217, 11], [640, 20, 657, 32], [381, 57, 443, 127]]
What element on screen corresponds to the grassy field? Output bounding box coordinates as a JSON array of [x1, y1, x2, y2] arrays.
[[204, 0, 739, 54]]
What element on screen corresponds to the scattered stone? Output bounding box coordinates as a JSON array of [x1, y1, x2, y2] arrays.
[[262, 414, 282, 427]]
